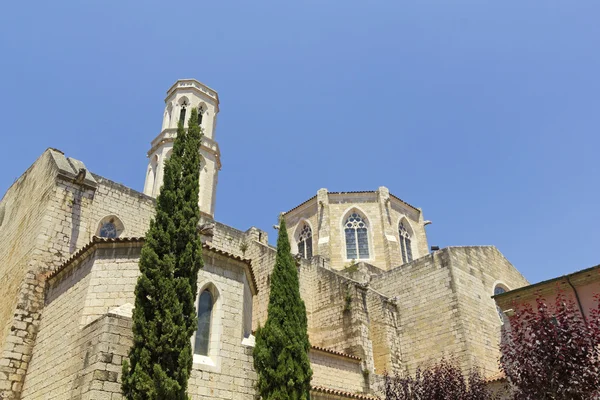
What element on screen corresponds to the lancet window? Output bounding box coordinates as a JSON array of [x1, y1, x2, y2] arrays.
[[399, 221, 413, 263], [195, 290, 213, 356], [198, 106, 204, 126], [179, 101, 188, 124], [344, 212, 369, 259], [297, 224, 313, 259]]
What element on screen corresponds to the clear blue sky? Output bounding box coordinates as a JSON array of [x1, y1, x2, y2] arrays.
[[1, 1, 598, 284]]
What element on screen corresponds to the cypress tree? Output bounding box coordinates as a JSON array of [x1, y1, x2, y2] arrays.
[[122, 108, 204, 400], [253, 216, 313, 399]]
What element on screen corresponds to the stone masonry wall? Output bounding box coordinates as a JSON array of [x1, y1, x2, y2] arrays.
[[447, 246, 529, 376], [371, 249, 468, 374], [0, 151, 65, 399], [370, 246, 529, 376], [20, 251, 95, 399], [0, 149, 156, 399], [310, 350, 365, 394], [21, 241, 257, 400]]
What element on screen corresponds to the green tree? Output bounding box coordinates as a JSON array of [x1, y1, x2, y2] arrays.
[[253, 216, 313, 399], [122, 109, 204, 400]]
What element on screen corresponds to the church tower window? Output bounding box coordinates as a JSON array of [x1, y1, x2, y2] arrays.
[[198, 106, 204, 126], [344, 212, 370, 259], [195, 290, 213, 356], [297, 224, 313, 259], [179, 101, 188, 124], [399, 221, 413, 263]]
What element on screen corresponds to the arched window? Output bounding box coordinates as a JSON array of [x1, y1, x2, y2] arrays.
[[179, 101, 188, 124], [344, 212, 369, 259], [494, 285, 508, 323], [198, 105, 204, 126], [399, 221, 413, 263], [297, 224, 313, 259], [195, 290, 213, 356], [97, 216, 124, 239], [99, 222, 117, 238]]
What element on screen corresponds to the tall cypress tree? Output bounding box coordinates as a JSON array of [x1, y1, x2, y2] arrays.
[[122, 109, 204, 400], [253, 216, 313, 399]]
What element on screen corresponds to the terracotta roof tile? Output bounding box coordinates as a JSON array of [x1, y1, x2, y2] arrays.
[[202, 242, 258, 294], [47, 237, 258, 294], [311, 345, 361, 361], [311, 386, 377, 399], [47, 236, 145, 281]]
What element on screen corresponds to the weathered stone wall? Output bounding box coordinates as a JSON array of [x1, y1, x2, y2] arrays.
[[21, 241, 257, 400], [0, 151, 58, 358], [247, 240, 277, 330], [20, 250, 95, 399], [448, 246, 529, 376], [370, 246, 529, 376], [310, 350, 365, 394], [0, 149, 156, 399]]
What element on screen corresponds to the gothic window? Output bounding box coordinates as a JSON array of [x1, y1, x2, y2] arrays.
[[344, 212, 369, 260], [179, 101, 188, 124], [198, 106, 204, 126], [399, 221, 413, 263], [99, 222, 118, 238], [97, 216, 124, 239], [194, 290, 213, 356], [297, 224, 313, 259]]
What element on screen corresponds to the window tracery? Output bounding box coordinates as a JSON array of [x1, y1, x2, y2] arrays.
[[99, 222, 118, 238], [344, 212, 369, 259], [297, 224, 313, 259], [399, 221, 413, 263]]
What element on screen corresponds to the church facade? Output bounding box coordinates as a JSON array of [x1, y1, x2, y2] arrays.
[[0, 79, 529, 400]]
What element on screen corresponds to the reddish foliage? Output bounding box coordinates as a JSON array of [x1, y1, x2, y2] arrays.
[[383, 359, 495, 400], [500, 291, 600, 399]]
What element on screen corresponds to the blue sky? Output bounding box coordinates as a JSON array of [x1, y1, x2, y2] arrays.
[[1, 1, 598, 284]]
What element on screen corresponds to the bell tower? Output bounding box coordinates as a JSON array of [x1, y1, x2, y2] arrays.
[[143, 79, 221, 218]]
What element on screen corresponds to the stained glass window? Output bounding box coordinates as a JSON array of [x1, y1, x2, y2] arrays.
[[195, 290, 213, 356], [297, 224, 313, 258], [399, 222, 413, 263], [344, 213, 369, 259], [99, 222, 117, 239]]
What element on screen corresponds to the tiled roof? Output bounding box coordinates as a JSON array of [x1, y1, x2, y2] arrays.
[[284, 190, 419, 215], [284, 195, 317, 215], [311, 345, 361, 361], [202, 242, 258, 294], [47, 237, 258, 294], [311, 386, 377, 399], [47, 236, 145, 281]]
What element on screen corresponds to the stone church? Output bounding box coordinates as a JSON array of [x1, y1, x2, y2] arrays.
[[0, 79, 529, 399]]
